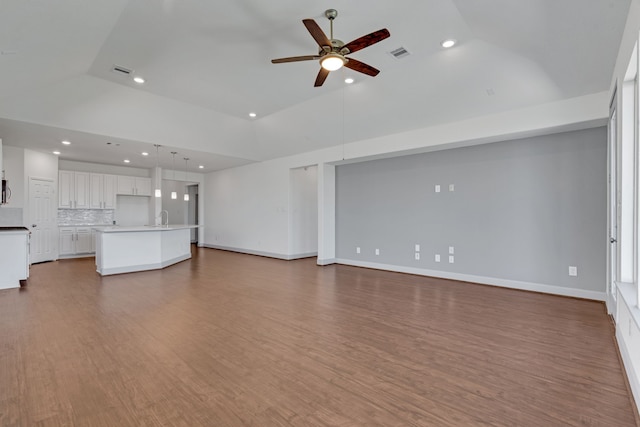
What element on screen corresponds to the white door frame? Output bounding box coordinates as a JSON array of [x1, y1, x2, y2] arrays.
[[29, 176, 57, 263], [607, 90, 618, 314]]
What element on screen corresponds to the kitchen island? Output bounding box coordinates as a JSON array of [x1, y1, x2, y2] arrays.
[[0, 226, 30, 289], [93, 225, 199, 276]]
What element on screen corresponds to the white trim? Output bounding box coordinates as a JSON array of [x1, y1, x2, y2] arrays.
[[617, 282, 640, 330], [335, 259, 606, 301], [317, 258, 336, 266], [202, 244, 316, 261], [97, 254, 190, 276], [58, 253, 95, 259], [616, 323, 640, 410]]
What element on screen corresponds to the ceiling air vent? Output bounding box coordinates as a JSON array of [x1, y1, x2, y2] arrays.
[[389, 47, 410, 59], [111, 65, 133, 76]]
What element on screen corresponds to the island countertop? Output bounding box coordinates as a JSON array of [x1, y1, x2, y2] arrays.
[[93, 224, 200, 233]]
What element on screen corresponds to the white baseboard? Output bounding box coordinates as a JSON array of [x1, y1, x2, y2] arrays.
[[335, 258, 606, 301], [202, 244, 316, 261], [317, 258, 336, 266]]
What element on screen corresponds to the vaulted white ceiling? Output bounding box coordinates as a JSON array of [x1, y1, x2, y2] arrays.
[[0, 0, 630, 172]]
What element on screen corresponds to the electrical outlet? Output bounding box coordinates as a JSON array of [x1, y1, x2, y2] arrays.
[[449, 246, 454, 254], [568, 266, 577, 276], [449, 184, 455, 192], [449, 256, 454, 263], [435, 254, 441, 262], [435, 185, 441, 193], [356, 247, 361, 254], [415, 244, 420, 252], [375, 248, 380, 256], [415, 252, 420, 260]]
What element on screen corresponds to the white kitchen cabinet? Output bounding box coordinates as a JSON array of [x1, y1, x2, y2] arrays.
[[103, 174, 117, 208], [59, 227, 75, 256], [117, 176, 151, 196], [59, 227, 95, 257], [90, 173, 117, 209], [59, 171, 90, 209], [135, 177, 151, 196], [75, 227, 93, 253]]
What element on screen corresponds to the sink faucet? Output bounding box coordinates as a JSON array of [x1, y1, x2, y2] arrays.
[[159, 210, 169, 226]]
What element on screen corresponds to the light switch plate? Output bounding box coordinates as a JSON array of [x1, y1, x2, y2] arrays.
[[449, 256, 454, 263], [415, 244, 420, 252], [435, 254, 440, 262], [415, 253, 420, 260], [375, 248, 380, 256], [435, 185, 441, 193], [356, 247, 361, 254], [449, 246, 454, 254], [569, 266, 577, 276], [449, 184, 455, 192]]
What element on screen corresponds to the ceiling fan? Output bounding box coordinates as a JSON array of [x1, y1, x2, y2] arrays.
[[271, 9, 390, 87]]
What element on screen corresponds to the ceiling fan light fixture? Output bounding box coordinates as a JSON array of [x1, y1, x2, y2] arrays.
[[321, 53, 345, 71]]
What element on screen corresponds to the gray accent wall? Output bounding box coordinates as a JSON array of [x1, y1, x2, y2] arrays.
[[336, 127, 607, 293]]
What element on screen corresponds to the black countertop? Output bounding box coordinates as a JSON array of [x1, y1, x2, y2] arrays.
[[0, 226, 30, 232]]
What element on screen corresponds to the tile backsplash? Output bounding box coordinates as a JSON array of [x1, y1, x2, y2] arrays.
[[58, 209, 114, 225]]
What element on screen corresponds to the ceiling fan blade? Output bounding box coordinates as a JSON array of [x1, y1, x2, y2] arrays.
[[342, 29, 390, 54], [344, 58, 380, 77], [314, 68, 330, 87], [271, 55, 320, 64], [303, 19, 331, 48]]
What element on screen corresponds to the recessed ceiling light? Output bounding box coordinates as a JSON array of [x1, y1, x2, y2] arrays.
[[52, 151, 61, 155], [123, 159, 130, 163], [345, 78, 354, 84], [198, 165, 204, 169], [249, 112, 257, 118], [61, 140, 71, 145], [133, 76, 145, 84], [441, 39, 456, 48], [141, 152, 149, 156]]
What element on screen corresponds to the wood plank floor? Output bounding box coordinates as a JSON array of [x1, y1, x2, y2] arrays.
[[0, 247, 637, 426]]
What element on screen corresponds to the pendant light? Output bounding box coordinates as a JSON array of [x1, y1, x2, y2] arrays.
[[154, 144, 162, 198], [183, 157, 190, 201], [170, 152, 177, 199]]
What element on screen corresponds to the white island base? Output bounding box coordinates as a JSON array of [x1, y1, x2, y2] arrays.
[[94, 226, 197, 276]]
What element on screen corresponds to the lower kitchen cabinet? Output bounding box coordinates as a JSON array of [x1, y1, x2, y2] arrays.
[[59, 227, 96, 257]]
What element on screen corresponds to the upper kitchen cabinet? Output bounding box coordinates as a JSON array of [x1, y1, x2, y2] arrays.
[[59, 171, 90, 209], [90, 173, 117, 209], [116, 176, 151, 196]]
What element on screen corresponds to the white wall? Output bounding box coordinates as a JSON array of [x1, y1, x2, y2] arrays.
[[289, 166, 318, 257], [204, 160, 291, 257], [2, 146, 25, 208], [23, 149, 58, 227], [162, 168, 204, 244], [161, 179, 187, 224], [114, 195, 149, 226], [0, 146, 25, 226], [204, 91, 608, 260]]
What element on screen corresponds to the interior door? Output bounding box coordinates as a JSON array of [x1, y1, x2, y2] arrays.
[[29, 177, 57, 263]]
